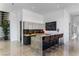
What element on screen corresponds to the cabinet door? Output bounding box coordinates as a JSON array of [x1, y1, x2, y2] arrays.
[[23, 36, 31, 45], [42, 36, 50, 50]]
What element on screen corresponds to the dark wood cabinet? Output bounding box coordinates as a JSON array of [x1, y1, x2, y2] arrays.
[[42, 36, 58, 50], [23, 36, 31, 45], [42, 36, 50, 50], [42, 34, 63, 50]]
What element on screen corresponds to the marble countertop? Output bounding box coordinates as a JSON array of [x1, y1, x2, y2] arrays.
[[23, 33, 63, 37], [23, 33, 51, 37], [23, 33, 44, 36]]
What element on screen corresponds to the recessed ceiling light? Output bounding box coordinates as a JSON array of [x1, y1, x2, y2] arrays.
[[12, 3, 14, 5]]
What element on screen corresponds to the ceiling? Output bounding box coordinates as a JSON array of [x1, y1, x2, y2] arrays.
[[10, 3, 79, 15]]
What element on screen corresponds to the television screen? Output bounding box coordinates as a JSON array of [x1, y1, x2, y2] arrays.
[[45, 21, 56, 31]]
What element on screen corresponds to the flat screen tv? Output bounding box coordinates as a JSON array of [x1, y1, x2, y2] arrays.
[[45, 21, 56, 31]]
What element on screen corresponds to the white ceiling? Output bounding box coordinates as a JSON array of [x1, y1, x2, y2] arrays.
[[10, 3, 79, 15]]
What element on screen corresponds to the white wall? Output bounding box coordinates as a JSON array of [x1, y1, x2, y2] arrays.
[[9, 10, 22, 42], [44, 9, 70, 44], [23, 9, 44, 24], [9, 11, 18, 41], [0, 4, 12, 12], [0, 4, 7, 11]]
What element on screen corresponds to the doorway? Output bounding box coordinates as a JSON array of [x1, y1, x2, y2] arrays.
[[0, 11, 10, 40], [69, 15, 79, 56]]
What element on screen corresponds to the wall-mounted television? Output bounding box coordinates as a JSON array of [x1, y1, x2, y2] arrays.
[[45, 21, 56, 31]]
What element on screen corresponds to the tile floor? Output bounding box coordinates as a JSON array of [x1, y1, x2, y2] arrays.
[[0, 40, 37, 56], [0, 40, 79, 56]]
